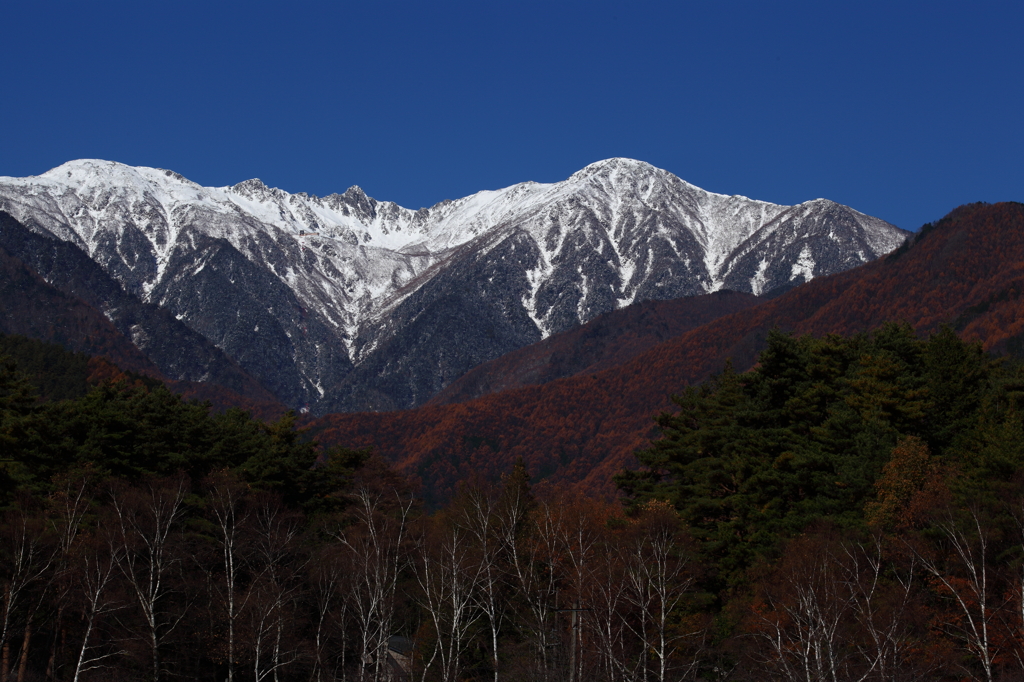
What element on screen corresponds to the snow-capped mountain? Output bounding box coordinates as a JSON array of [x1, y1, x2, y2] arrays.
[[0, 158, 908, 412]]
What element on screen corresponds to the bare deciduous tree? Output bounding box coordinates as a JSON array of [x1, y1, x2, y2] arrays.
[[554, 495, 607, 682], [203, 470, 254, 682], [247, 492, 306, 682], [69, 525, 127, 682], [751, 539, 854, 682], [581, 530, 630, 682], [503, 499, 563, 681], [335, 487, 413, 682], [455, 484, 507, 682], [840, 538, 930, 682], [621, 502, 699, 682], [415, 518, 482, 682], [908, 508, 1003, 682], [108, 475, 190, 682], [309, 542, 352, 682], [752, 528, 936, 682], [0, 498, 54, 682]]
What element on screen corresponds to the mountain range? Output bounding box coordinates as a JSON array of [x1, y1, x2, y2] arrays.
[[0, 158, 907, 413], [306, 202, 1024, 502]]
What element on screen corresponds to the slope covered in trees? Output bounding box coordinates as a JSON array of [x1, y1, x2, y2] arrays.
[[0, 345, 345, 510], [429, 290, 760, 405], [310, 202, 1024, 499], [620, 325, 1018, 581], [0, 346, 372, 681], [0, 327, 285, 421], [0, 212, 283, 415], [0, 242, 161, 377], [6, 323, 1024, 680], [609, 323, 1024, 680]]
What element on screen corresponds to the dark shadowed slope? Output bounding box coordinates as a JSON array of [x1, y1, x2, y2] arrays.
[[0, 212, 285, 417], [0, 212, 280, 403], [0, 241, 163, 376], [429, 289, 761, 405]]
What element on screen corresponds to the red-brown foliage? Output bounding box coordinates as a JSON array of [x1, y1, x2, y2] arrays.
[[430, 290, 761, 405]]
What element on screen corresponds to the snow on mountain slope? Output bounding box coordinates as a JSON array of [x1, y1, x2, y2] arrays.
[[0, 158, 908, 411]]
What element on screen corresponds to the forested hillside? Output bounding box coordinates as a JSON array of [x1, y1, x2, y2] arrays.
[[614, 324, 1024, 680], [4, 324, 1024, 680], [0, 213, 285, 420], [428, 290, 761, 405]]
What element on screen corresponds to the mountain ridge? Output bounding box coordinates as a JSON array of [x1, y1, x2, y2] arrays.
[[0, 159, 907, 411]]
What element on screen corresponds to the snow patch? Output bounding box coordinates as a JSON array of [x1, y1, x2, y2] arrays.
[[751, 258, 770, 296], [789, 246, 815, 282], [522, 254, 552, 336]]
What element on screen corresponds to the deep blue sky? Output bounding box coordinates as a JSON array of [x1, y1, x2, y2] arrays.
[[3, 1, 1020, 231]]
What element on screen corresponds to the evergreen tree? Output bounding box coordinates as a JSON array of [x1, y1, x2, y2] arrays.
[[618, 324, 1006, 588], [0, 355, 41, 504]]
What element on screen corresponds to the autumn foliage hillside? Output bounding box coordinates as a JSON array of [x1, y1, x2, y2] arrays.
[[429, 289, 760, 405], [311, 203, 1024, 501]]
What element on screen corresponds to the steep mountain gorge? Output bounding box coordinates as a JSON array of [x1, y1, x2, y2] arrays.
[[0, 158, 907, 411]]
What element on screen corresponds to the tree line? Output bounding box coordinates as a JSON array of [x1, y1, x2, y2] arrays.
[[6, 325, 1024, 681]]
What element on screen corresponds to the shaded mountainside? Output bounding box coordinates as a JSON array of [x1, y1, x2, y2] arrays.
[[0, 214, 285, 418], [429, 289, 762, 405], [0, 234, 163, 377], [308, 202, 1024, 503], [0, 212, 277, 403]]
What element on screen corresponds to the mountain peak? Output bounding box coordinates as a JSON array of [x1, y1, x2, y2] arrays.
[[569, 157, 659, 181], [231, 178, 269, 192], [156, 168, 190, 183], [37, 158, 134, 183], [42, 158, 125, 173]]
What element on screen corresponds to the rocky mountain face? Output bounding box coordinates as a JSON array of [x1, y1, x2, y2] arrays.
[[0, 158, 908, 412]]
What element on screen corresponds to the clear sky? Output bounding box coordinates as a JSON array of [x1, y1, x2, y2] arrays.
[[2, 0, 1020, 231]]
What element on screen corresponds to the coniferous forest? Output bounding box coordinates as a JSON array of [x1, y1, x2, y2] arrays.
[[4, 323, 1024, 682]]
